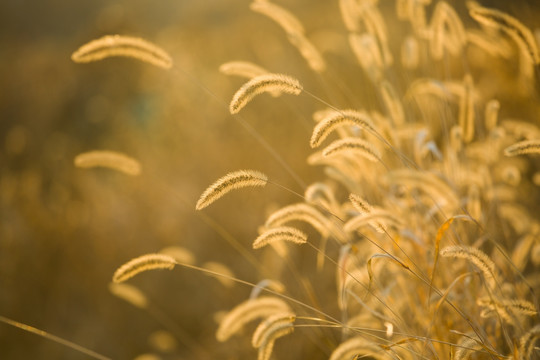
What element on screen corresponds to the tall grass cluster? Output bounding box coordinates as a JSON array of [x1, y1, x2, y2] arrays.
[[2, 0, 540, 359]]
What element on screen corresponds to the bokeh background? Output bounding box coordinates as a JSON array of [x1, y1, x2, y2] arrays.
[[1, 0, 539, 359]]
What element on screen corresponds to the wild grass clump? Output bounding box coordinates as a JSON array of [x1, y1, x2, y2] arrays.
[[3, 0, 540, 359]]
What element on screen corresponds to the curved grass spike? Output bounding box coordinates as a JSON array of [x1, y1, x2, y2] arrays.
[[466, 29, 514, 59], [287, 32, 327, 73], [249, 0, 326, 72], [252, 313, 295, 360], [113, 254, 176, 283], [430, 1, 467, 60], [219, 60, 283, 97], [349, 193, 387, 233], [329, 336, 391, 360], [219, 60, 270, 78], [290, 79, 419, 170], [229, 73, 303, 114], [71, 35, 172, 69], [74, 150, 141, 176], [322, 137, 382, 163], [251, 312, 295, 348], [504, 139, 540, 156], [478, 298, 537, 322], [108, 283, 148, 309], [196, 170, 268, 210], [453, 335, 483, 360], [216, 296, 291, 342], [310, 109, 376, 148], [264, 203, 330, 238], [253, 226, 307, 249], [440, 245, 499, 290], [159, 246, 196, 265], [153, 177, 269, 276], [469, 4, 540, 65], [249, 0, 305, 35], [339, 0, 363, 33], [305, 182, 339, 213], [361, 1, 393, 66], [348, 193, 372, 214]]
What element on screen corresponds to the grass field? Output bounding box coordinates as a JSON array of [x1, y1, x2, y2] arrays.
[[1, 0, 539, 359]]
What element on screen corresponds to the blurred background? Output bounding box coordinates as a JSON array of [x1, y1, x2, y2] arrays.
[[1, 0, 539, 359]]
